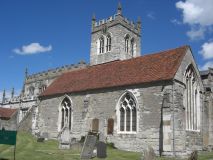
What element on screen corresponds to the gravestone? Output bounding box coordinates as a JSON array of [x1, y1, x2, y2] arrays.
[[99, 132, 105, 142], [80, 135, 97, 159], [188, 151, 198, 160], [97, 141, 107, 158], [141, 145, 156, 160]]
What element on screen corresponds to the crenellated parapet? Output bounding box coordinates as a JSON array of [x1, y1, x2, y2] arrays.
[[92, 14, 141, 36]]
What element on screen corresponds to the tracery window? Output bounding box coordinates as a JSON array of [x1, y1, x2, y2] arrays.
[[185, 65, 200, 131], [60, 97, 72, 130], [125, 35, 130, 53], [99, 37, 104, 54], [118, 92, 137, 133], [106, 35, 111, 52]]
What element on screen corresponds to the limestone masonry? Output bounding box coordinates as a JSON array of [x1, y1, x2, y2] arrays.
[[0, 3, 212, 158]]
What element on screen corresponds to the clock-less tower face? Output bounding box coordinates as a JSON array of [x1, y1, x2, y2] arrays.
[[90, 5, 141, 66]]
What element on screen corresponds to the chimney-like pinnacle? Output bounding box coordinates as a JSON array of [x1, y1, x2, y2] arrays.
[[11, 87, 14, 98], [92, 13, 96, 21], [117, 2, 122, 15]]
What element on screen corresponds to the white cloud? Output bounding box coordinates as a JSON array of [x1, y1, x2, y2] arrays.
[[200, 61, 213, 70], [147, 12, 155, 20], [199, 41, 213, 59], [171, 19, 182, 25], [13, 43, 52, 55], [176, 0, 213, 40], [186, 27, 205, 40], [176, 0, 213, 26]]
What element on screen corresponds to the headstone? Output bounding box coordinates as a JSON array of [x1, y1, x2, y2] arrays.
[[37, 137, 44, 142], [97, 141, 107, 158], [99, 132, 105, 142], [141, 145, 156, 160], [80, 135, 97, 159], [42, 132, 48, 139], [188, 151, 198, 160]]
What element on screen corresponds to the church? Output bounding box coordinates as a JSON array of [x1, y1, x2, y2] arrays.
[[1, 3, 213, 157]]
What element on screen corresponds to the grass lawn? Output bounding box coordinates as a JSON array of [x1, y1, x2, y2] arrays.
[[0, 132, 212, 160]]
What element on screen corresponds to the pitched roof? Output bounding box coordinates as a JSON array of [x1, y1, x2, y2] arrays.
[[41, 45, 189, 97], [0, 108, 17, 120]]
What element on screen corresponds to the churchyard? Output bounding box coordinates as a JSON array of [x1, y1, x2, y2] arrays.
[[0, 132, 212, 160], [0, 132, 213, 160]]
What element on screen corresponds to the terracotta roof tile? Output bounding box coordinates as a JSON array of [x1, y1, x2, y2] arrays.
[[41, 45, 189, 97], [0, 108, 17, 120]]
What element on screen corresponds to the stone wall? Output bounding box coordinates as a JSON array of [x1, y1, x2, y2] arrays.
[[38, 83, 176, 155], [0, 113, 18, 131]]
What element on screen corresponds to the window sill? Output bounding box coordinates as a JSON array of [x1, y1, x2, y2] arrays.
[[186, 129, 200, 133], [117, 131, 137, 134]]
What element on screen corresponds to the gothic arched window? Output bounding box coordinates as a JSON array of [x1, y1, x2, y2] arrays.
[[106, 35, 111, 52], [99, 36, 104, 54], [130, 38, 135, 57], [185, 65, 201, 131], [60, 97, 72, 130], [125, 35, 130, 53], [29, 86, 35, 96], [118, 92, 137, 133]]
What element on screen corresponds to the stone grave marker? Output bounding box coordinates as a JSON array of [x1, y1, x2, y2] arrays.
[[188, 151, 198, 160], [80, 135, 97, 159], [97, 141, 107, 158], [141, 145, 156, 160]]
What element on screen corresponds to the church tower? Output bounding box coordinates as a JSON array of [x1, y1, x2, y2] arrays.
[[90, 3, 141, 65]]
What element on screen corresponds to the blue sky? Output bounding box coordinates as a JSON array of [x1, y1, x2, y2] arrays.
[[0, 0, 213, 97]]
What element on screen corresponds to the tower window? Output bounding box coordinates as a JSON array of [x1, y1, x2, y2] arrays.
[[131, 38, 135, 57], [106, 35, 111, 52], [99, 37, 104, 54], [29, 86, 35, 96], [125, 35, 130, 53]]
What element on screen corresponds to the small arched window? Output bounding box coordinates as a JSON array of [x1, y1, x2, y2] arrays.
[[106, 35, 111, 52], [118, 92, 137, 133], [130, 38, 135, 57], [185, 65, 201, 131], [125, 35, 130, 53], [29, 86, 35, 96], [60, 97, 72, 130], [99, 37, 104, 54]]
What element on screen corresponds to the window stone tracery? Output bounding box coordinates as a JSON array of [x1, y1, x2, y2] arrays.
[[60, 97, 72, 130], [185, 65, 200, 131], [118, 92, 137, 133]]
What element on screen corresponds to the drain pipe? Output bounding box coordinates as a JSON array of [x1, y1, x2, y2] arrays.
[[172, 80, 176, 157]]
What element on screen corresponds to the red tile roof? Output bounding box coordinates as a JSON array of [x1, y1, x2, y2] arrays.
[[41, 46, 189, 97], [0, 108, 17, 120]]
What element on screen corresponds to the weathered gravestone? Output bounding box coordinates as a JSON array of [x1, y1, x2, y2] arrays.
[[188, 151, 198, 160], [97, 141, 107, 158], [141, 145, 156, 160], [80, 135, 97, 159]]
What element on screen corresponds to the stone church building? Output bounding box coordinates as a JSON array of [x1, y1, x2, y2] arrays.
[[1, 4, 213, 157]]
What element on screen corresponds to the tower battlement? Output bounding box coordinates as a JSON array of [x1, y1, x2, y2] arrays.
[[90, 2, 141, 65], [92, 14, 141, 36]]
